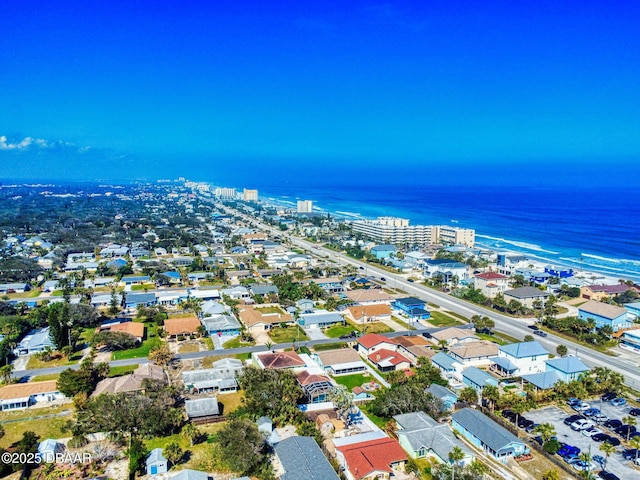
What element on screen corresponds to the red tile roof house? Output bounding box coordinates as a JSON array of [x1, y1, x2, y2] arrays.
[[252, 350, 306, 369], [367, 349, 411, 372], [356, 333, 398, 356], [336, 437, 407, 480], [474, 272, 509, 299]]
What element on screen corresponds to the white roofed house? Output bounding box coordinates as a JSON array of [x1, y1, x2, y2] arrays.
[[491, 341, 549, 377], [13, 327, 54, 356], [182, 357, 243, 394], [200, 313, 241, 337]]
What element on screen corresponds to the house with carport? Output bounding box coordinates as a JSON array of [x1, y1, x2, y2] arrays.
[[503, 286, 551, 309]]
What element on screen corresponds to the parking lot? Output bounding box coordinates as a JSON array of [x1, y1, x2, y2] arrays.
[[525, 403, 640, 479]]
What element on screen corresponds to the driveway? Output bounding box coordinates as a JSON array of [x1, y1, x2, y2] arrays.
[[304, 327, 328, 341]]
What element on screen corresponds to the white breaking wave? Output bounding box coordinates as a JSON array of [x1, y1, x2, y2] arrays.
[[476, 235, 560, 254], [581, 253, 640, 266]]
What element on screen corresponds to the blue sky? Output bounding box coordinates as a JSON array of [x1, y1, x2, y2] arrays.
[[1, 1, 639, 184]]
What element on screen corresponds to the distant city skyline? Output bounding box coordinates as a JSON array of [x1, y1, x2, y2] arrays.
[[1, 1, 639, 185]]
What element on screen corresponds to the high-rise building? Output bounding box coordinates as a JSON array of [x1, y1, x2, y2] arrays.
[[351, 217, 474, 247], [214, 187, 236, 199], [243, 189, 258, 202], [297, 200, 313, 213]]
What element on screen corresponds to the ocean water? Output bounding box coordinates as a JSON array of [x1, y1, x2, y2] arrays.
[[253, 182, 640, 281]]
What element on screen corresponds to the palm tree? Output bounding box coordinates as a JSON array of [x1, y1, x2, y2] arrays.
[[630, 436, 640, 463], [599, 441, 616, 471], [0, 364, 14, 384], [623, 415, 637, 441], [483, 385, 500, 412], [449, 446, 465, 480], [533, 423, 556, 444], [182, 422, 200, 447]]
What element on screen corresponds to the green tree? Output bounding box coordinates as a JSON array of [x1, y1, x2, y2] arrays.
[[91, 330, 138, 350], [523, 334, 534, 342], [163, 442, 184, 465], [599, 441, 616, 471], [482, 385, 500, 413], [149, 344, 173, 367], [556, 344, 568, 357], [623, 415, 637, 441], [216, 418, 267, 475], [541, 470, 560, 480], [127, 436, 147, 477], [182, 422, 201, 447], [629, 436, 640, 463], [0, 364, 14, 384], [533, 423, 556, 444], [448, 446, 465, 480], [458, 387, 478, 405], [108, 286, 121, 317]]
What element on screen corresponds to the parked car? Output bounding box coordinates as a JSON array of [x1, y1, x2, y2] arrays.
[[592, 455, 605, 466], [572, 461, 596, 471], [594, 413, 610, 424], [601, 392, 617, 402], [525, 423, 539, 434], [567, 398, 582, 407], [606, 436, 621, 446], [592, 432, 609, 442], [629, 408, 640, 416], [571, 419, 594, 431], [615, 424, 636, 437], [598, 471, 620, 480], [563, 454, 581, 464], [582, 426, 603, 437], [611, 397, 627, 406], [621, 448, 639, 460], [533, 329, 548, 337], [604, 419, 622, 429], [584, 408, 601, 417], [518, 418, 534, 429], [573, 402, 591, 411], [565, 414, 585, 426], [557, 445, 580, 457]]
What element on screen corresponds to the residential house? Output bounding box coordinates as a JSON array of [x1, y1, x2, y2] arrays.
[[296, 370, 334, 403], [238, 305, 293, 331], [273, 436, 340, 480], [428, 327, 479, 348], [92, 363, 166, 396], [221, 285, 252, 301], [578, 300, 632, 332], [299, 309, 345, 329], [394, 411, 473, 465], [13, 327, 55, 356], [619, 328, 640, 353], [503, 287, 551, 309], [346, 304, 392, 324], [423, 259, 470, 283], [249, 284, 279, 300], [253, 351, 306, 370], [492, 341, 549, 377], [0, 283, 30, 294], [496, 254, 530, 277], [356, 334, 397, 356], [393, 297, 430, 320], [404, 251, 430, 270], [462, 366, 499, 392], [313, 277, 347, 295], [451, 408, 529, 462], [425, 384, 458, 412], [473, 272, 508, 299], [544, 265, 574, 278], [171, 470, 212, 480], [184, 396, 221, 422], [580, 284, 634, 301], [182, 358, 244, 394], [431, 352, 463, 381], [344, 289, 394, 306], [367, 349, 411, 372], [314, 349, 367, 376], [146, 448, 169, 476], [448, 341, 499, 367], [38, 439, 65, 463], [393, 335, 434, 365], [124, 292, 157, 309], [121, 275, 151, 286], [201, 314, 242, 337], [544, 356, 590, 383], [164, 316, 202, 338], [335, 437, 407, 480], [158, 271, 182, 284], [370, 244, 397, 260], [98, 320, 145, 343], [0, 380, 66, 411]]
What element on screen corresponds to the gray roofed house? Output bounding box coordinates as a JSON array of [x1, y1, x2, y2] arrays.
[[521, 371, 562, 390], [430, 352, 462, 380], [394, 411, 474, 465], [462, 366, 499, 391], [503, 286, 551, 308], [0, 283, 30, 294], [249, 284, 279, 296], [298, 310, 345, 329], [170, 470, 210, 480], [184, 397, 220, 420], [274, 436, 339, 480], [14, 327, 54, 356], [426, 384, 458, 412], [452, 408, 529, 462], [124, 292, 157, 308], [146, 448, 168, 476], [200, 314, 241, 336], [182, 358, 243, 394]]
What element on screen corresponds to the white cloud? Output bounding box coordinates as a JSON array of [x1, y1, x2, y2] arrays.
[[0, 135, 41, 150]]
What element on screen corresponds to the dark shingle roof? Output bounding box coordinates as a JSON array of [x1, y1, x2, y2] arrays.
[[452, 408, 524, 453], [275, 436, 339, 480]]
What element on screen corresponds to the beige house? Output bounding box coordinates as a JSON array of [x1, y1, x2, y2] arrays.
[[345, 289, 394, 305], [448, 340, 499, 367], [473, 272, 508, 299], [238, 305, 293, 330], [346, 304, 392, 324]]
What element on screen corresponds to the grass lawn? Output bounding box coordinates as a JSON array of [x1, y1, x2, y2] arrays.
[[26, 354, 77, 370], [130, 284, 154, 291], [203, 337, 214, 350], [0, 405, 72, 449], [360, 404, 388, 429], [427, 311, 464, 327], [332, 373, 371, 390], [313, 342, 347, 351], [268, 326, 309, 344], [30, 373, 60, 382], [476, 332, 508, 345], [112, 321, 161, 360], [324, 324, 357, 339], [145, 433, 190, 451], [6, 290, 40, 299], [108, 365, 137, 377], [50, 290, 64, 297], [360, 322, 393, 334], [218, 392, 244, 415], [222, 337, 254, 349]]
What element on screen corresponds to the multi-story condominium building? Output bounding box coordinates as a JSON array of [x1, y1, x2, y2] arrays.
[[214, 187, 236, 199], [351, 217, 475, 247], [243, 188, 258, 201], [297, 200, 313, 213]]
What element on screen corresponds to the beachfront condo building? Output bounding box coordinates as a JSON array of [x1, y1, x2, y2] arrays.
[[214, 187, 236, 199], [243, 188, 258, 201], [351, 217, 475, 247], [297, 200, 313, 213]]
